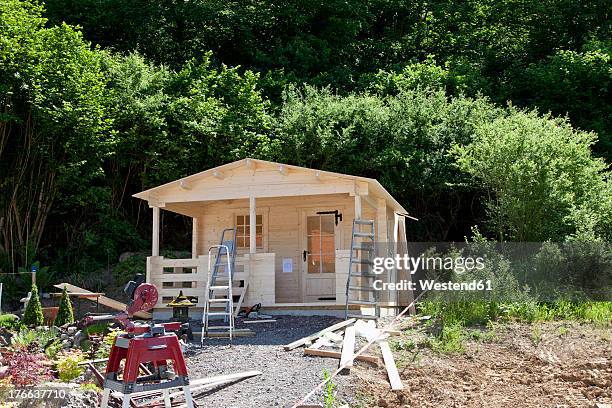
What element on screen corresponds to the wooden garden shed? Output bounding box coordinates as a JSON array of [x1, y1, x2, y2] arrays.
[[133, 158, 412, 318]]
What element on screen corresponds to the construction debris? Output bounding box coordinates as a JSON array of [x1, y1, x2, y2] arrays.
[[284, 317, 404, 391], [304, 348, 378, 365], [283, 318, 356, 351]]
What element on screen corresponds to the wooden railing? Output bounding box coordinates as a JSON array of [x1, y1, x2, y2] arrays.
[[146, 253, 275, 310]]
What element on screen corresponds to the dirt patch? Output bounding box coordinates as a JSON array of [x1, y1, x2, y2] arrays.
[[350, 321, 611, 408]]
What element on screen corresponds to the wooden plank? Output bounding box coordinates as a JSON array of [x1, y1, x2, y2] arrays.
[[304, 348, 378, 365], [233, 279, 249, 317], [283, 319, 356, 351], [339, 325, 356, 368], [194, 329, 255, 338], [379, 341, 403, 390], [189, 370, 262, 387], [54, 283, 152, 319]]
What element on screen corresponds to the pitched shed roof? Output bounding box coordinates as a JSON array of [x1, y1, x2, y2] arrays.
[[133, 158, 406, 213]]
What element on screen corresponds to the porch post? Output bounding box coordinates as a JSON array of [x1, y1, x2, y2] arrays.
[[152, 206, 160, 256], [249, 195, 256, 254], [354, 194, 362, 220], [192, 217, 198, 259], [376, 198, 388, 243]]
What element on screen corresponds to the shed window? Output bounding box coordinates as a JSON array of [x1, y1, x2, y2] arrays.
[[235, 215, 263, 249]]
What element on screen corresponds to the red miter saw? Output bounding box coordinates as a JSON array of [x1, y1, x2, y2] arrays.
[[84, 274, 195, 408]]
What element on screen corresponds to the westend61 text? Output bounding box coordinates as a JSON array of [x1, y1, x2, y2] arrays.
[[372, 279, 493, 292]]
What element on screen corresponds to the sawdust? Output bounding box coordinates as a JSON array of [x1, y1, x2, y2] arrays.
[[348, 322, 611, 408]]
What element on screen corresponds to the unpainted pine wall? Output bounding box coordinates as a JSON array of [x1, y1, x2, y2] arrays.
[[193, 194, 356, 303]]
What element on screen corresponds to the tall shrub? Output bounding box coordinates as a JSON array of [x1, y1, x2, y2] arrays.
[[22, 283, 44, 327], [54, 286, 74, 326]]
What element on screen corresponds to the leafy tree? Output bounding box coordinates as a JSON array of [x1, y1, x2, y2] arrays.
[[0, 0, 110, 271], [275, 86, 501, 239], [22, 283, 44, 327], [453, 109, 611, 241], [54, 286, 74, 326]]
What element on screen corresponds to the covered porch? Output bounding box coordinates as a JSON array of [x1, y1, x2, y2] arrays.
[[134, 159, 410, 317]]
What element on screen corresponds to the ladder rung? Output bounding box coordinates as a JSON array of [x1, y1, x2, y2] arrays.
[[354, 220, 374, 225], [349, 273, 379, 278], [209, 286, 229, 290], [206, 326, 233, 330], [208, 298, 230, 303], [207, 312, 232, 316], [348, 286, 375, 292], [353, 232, 374, 238]]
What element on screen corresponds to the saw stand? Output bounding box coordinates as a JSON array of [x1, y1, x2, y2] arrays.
[[100, 322, 195, 408], [83, 275, 195, 408]]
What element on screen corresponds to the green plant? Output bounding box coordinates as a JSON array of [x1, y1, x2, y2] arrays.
[[531, 325, 543, 346], [54, 286, 75, 326], [95, 329, 121, 359], [22, 283, 44, 327], [0, 314, 22, 330], [427, 322, 465, 354], [79, 382, 101, 392], [322, 368, 336, 408], [12, 327, 59, 350], [45, 340, 62, 359], [56, 350, 85, 382]]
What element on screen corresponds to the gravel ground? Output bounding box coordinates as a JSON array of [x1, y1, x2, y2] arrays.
[[185, 315, 356, 408]]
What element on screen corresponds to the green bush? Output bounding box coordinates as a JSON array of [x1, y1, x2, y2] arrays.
[[54, 286, 75, 326], [56, 351, 84, 382], [0, 314, 22, 330], [12, 327, 59, 349], [22, 283, 44, 327]]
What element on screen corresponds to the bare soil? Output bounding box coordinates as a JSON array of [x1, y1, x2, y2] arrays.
[[348, 320, 611, 408]]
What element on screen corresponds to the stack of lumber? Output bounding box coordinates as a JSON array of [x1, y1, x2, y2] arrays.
[[283, 318, 403, 390]]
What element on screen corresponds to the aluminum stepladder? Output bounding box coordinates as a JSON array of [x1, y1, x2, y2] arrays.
[[201, 228, 237, 344], [344, 219, 380, 320]]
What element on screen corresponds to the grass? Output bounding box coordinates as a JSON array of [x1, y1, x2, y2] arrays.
[[417, 301, 610, 354], [418, 301, 612, 326], [322, 369, 336, 408], [426, 322, 465, 354]]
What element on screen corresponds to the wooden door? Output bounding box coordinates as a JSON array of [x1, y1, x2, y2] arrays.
[[301, 211, 337, 302]]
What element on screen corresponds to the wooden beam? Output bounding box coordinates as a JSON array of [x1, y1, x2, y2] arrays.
[[284, 319, 356, 351], [304, 348, 378, 365], [339, 325, 356, 369], [159, 182, 355, 203], [376, 198, 388, 243], [354, 195, 362, 220], [54, 283, 152, 319], [233, 279, 249, 317], [379, 340, 403, 390], [245, 158, 255, 170], [192, 217, 198, 258], [249, 196, 256, 254], [152, 206, 160, 256]]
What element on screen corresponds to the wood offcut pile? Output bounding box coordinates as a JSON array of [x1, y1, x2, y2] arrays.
[[283, 318, 404, 391]]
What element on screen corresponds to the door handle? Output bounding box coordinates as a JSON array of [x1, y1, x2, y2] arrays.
[[303, 250, 309, 261]]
